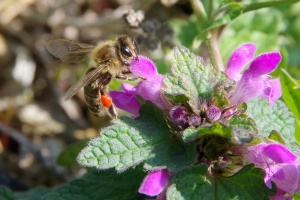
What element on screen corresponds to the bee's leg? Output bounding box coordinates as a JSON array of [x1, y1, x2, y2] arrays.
[[108, 103, 118, 119], [92, 72, 112, 90], [115, 73, 146, 81], [99, 86, 118, 119]]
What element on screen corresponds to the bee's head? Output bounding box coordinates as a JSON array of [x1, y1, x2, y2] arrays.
[[117, 35, 139, 64]]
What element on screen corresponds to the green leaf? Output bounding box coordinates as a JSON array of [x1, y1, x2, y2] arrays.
[[145, 140, 196, 172], [78, 102, 196, 172], [43, 168, 146, 200], [167, 164, 275, 200], [57, 141, 87, 166], [228, 114, 257, 143], [163, 46, 231, 113], [204, 4, 242, 32], [212, 80, 232, 107], [205, 0, 300, 32], [0, 186, 50, 200], [268, 130, 285, 144], [169, 16, 201, 49], [280, 69, 300, 119], [182, 127, 199, 143], [15, 187, 50, 200], [0, 187, 14, 200], [198, 123, 233, 138], [182, 123, 234, 159], [198, 123, 234, 159], [246, 98, 297, 151], [296, 119, 300, 144]]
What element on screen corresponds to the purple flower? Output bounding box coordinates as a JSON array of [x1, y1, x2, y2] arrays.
[[109, 83, 141, 116], [225, 43, 282, 106], [110, 56, 170, 116], [138, 169, 170, 197], [230, 143, 300, 199]]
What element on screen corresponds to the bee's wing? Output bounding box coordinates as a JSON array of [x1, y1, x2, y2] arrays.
[[46, 39, 95, 63], [64, 65, 107, 100]]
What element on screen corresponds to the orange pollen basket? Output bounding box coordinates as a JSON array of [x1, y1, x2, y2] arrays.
[[101, 94, 113, 108]]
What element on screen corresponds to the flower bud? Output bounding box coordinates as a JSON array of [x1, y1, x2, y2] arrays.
[[169, 106, 189, 129], [206, 105, 221, 122], [189, 114, 201, 127]]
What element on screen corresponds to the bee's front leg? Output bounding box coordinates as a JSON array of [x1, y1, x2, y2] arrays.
[[115, 72, 146, 81], [115, 74, 139, 81]]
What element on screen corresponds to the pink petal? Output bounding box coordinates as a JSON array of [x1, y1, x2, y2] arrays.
[[266, 163, 300, 196], [232, 143, 300, 198], [225, 43, 256, 81], [136, 75, 163, 101], [138, 169, 170, 197], [122, 83, 137, 95], [247, 52, 281, 78], [229, 75, 266, 106], [270, 189, 293, 200], [230, 143, 267, 165], [230, 143, 296, 166], [130, 56, 158, 79], [109, 90, 141, 115], [262, 143, 297, 163], [262, 78, 282, 106]]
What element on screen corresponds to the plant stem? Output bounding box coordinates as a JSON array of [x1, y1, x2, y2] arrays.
[[205, 29, 224, 71], [190, 0, 208, 25], [190, 0, 224, 71]]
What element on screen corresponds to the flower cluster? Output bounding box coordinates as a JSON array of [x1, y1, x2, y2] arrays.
[[231, 143, 300, 200], [108, 43, 298, 199], [110, 56, 170, 117], [225, 43, 282, 106]]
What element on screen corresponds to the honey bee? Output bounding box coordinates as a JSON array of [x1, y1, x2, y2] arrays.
[[46, 35, 140, 119]]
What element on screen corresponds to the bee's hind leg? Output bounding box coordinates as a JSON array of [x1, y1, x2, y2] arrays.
[[108, 103, 118, 120], [99, 86, 118, 120]]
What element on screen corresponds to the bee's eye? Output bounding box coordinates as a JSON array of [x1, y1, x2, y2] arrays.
[[121, 46, 133, 58]]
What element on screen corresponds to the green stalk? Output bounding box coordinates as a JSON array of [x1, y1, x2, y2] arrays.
[[190, 0, 224, 71], [205, 29, 224, 72], [243, 0, 300, 12]]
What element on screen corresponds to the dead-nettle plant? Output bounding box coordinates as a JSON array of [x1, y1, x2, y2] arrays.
[[73, 44, 299, 200]]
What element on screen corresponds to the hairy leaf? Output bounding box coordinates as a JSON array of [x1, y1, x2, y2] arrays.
[[246, 98, 297, 151], [228, 114, 257, 143], [78, 103, 196, 172], [163, 46, 230, 113], [167, 164, 275, 200]]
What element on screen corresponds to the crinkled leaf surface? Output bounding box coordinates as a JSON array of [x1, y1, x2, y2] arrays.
[[246, 98, 297, 151], [163, 46, 230, 113], [78, 102, 196, 172], [167, 164, 275, 200], [228, 114, 257, 143], [182, 123, 233, 159], [43, 168, 145, 200]]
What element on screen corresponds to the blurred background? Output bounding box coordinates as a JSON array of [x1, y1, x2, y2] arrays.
[[0, 0, 299, 192]]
